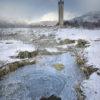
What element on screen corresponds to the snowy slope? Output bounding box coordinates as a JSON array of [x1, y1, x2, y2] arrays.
[[65, 11, 100, 28], [73, 11, 100, 23]]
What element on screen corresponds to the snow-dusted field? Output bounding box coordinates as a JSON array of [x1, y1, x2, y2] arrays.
[[56, 28, 100, 68], [56, 28, 100, 100], [0, 28, 100, 100], [0, 40, 35, 66]]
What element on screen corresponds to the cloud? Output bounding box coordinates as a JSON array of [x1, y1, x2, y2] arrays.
[[40, 11, 76, 21], [77, 0, 100, 12], [40, 12, 58, 21], [0, 0, 99, 23]]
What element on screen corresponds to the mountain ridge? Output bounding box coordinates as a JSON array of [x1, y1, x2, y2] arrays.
[[64, 11, 100, 28]]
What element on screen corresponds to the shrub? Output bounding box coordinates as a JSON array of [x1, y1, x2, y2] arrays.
[[80, 66, 98, 77], [17, 51, 38, 59], [0, 60, 36, 77], [59, 39, 75, 45], [76, 39, 89, 48], [74, 49, 87, 66]]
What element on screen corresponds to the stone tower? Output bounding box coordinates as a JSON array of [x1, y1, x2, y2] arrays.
[[58, 0, 64, 27]]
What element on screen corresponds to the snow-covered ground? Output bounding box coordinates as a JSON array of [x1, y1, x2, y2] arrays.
[[81, 72, 100, 100], [56, 28, 100, 67], [45, 47, 58, 53], [0, 28, 100, 100], [56, 28, 100, 100], [0, 40, 35, 66], [56, 28, 100, 41]]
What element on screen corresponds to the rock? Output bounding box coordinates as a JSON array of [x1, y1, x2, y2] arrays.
[[97, 70, 100, 75], [40, 95, 61, 100]]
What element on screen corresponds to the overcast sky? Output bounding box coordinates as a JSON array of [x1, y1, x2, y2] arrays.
[[0, 0, 100, 22]]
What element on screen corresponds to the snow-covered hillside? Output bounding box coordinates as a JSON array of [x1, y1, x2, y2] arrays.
[[65, 11, 100, 28], [73, 11, 100, 23]]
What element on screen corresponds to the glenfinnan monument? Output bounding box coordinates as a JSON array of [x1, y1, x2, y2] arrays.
[[58, 0, 64, 27]]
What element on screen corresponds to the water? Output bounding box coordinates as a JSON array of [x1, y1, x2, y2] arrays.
[[0, 53, 84, 100]]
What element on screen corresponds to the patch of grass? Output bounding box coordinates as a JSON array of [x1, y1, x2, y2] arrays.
[[0, 60, 36, 77], [76, 39, 89, 48], [0, 67, 9, 77], [17, 51, 38, 59], [74, 48, 98, 78], [53, 63, 64, 71], [76, 56, 86, 65], [59, 39, 75, 45], [74, 50, 87, 66]]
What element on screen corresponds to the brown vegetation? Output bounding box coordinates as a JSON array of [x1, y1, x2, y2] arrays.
[[17, 51, 38, 59], [53, 63, 64, 71], [80, 66, 98, 78], [76, 39, 89, 48], [0, 59, 36, 77], [59, 39, 75, 45], [75, 84, 86, 100]]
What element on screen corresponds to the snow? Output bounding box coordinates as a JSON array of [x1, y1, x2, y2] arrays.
[[86, 41, 100, 68], [57, 45, 68, 49], [56, 28, 100, 41], [45, 47, 58, 53], [0, 28, 100, 99], [57, 44, 75, 49], [56, 28, 100, 68], [55, 28, 100, 100], [0, 40, 35, 66], [81, 72, 100, 100]]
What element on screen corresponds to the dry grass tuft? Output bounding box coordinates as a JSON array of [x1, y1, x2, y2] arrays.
[[0, 60, 36, 77], [80, 66, 98, 77], [17, 51, 38, 59], [53, 63, 64, 71], [75, 84, 86, 100], [59, 39, 75, 45], [76, 39, 89, 48]]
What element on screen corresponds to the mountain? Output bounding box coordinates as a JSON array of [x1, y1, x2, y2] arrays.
[[64, 11, 100, 28], [0, 19, 30, 28], [1, 11, 100, 28], [0, 17, 57, 28]]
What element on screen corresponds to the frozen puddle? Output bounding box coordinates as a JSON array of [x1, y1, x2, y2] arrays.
[[0, 53, 84, 100]]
